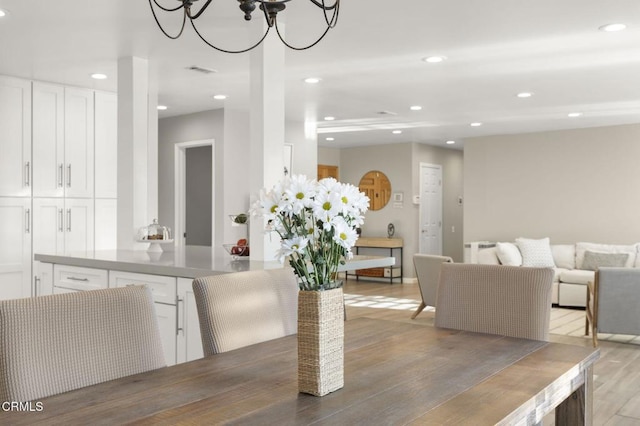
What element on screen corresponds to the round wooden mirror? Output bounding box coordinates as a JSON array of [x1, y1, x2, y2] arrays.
[[359, 170, 391, 211]]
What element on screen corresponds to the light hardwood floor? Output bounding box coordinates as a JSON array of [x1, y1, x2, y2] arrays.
[[343, 278, 640, 426]]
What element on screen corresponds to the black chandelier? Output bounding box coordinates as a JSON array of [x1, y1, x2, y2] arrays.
[[149, 0, 340, 54]]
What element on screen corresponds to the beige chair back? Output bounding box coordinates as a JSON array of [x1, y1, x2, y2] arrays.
[[193, 268, 298, 356], [413, 254, 453, 309], [434, 263, 554, 341], [0, 285, 166, 402]]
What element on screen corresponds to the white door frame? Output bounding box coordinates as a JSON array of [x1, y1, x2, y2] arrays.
[[419, 162, 443, 255], [174, 139, 215, 247]]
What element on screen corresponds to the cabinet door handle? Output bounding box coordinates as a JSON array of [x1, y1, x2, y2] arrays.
[[58, 164, 64, 187], [25, 209, 30, 233], [25, 162, 30, 186], [67, 164, 72, 188], [176, 296, 184, 335], [34, 276, 41, 297], [67, 276, 89, 282], [58, 209, 64, 232], [67, 209, 71, 232]]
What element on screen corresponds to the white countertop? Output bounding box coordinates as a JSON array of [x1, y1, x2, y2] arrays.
[[34, 246, 395, 279]]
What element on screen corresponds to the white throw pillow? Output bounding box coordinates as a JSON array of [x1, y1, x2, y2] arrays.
[[495, 242, 522, 266], [516, 237, 555, 267]]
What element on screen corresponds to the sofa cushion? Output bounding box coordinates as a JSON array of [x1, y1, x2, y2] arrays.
[[575, 242, 636, 269], [553, 268, 568, 283], [559, 269, 595, 285], [477, 247, 500, 265], [551, 244, 575, 270], [516, 237, 555, 267], [581, 250, 629, 271], [495, 242, 522, 266]]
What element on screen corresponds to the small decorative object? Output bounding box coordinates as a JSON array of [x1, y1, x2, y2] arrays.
[[387, 223, 395, 238], [136, 219, 173, 252], [229, 213, 249, 225], [252, 174, 369, 396]]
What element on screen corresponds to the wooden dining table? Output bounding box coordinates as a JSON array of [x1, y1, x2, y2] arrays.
[[4, 317, 599, 425]]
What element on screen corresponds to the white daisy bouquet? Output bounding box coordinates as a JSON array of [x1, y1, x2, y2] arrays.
[[252, 175, 369, 291]]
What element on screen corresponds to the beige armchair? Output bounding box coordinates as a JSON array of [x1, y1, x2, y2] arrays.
[[412, 254, 452, 319], [0, 285, 166, 402], [434, 263, 554, 341], [586, 267, 640, 347], [193, 268, 298, 356]]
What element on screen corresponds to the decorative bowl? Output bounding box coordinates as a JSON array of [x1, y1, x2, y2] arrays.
[[222, 243, 250, 259]]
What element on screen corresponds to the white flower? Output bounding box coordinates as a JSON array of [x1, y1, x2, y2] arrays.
[[333, 217, 358, 250], [276, 236, 309, 262], [313, 190, 342, 226], [284, 175, 316, 216]]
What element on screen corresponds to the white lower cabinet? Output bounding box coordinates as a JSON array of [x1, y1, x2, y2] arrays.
[[0, 198, 32, 300], [109, 271, 178, 366], [177, 278, 204, 363], [35, 262, 54, 296]]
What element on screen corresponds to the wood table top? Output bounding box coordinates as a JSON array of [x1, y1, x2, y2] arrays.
[[4, 318, 599, 425]]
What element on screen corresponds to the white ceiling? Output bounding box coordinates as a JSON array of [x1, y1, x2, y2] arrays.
[[1, 0, 639, 149]]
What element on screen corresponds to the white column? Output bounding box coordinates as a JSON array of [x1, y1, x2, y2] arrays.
[[249, 23, 285, 262], [117, 57, 156, 250]]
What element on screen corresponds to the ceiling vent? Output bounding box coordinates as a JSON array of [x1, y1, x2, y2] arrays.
[[186, 66, 217, 75]]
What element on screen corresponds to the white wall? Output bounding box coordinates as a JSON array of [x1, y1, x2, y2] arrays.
[[464, 123, 640, 244], [318, 146, 341, 167]]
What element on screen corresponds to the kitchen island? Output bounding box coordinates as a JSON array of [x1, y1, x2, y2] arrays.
[[34, 246, 395, 366]]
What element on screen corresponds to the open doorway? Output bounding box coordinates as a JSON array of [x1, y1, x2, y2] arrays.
[[174, 139, 215, 247]]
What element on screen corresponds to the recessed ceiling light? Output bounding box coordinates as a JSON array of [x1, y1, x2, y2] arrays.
[[470, 122, 483, 127], [599, 23, 626, 32], [0, 9, 7, 18], [568, 112, 583, 117], [91, 73, 107, 80], [446, 140, 456, 145], [422, 56, 446, 63], [157, 105, 168, 111], [304, 77, 321, 84], [324, 116, 335, 121], [517, 92, 533, 98], [325, 137, 335, 141], [410, 106, 422, 111], [392, 130, 402, 134], [213, 94, 227, 100]]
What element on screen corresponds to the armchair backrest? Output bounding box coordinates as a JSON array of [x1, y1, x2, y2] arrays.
[[595, 267, 640, 335], [434, 263, 554, 341], [0, 285, 166, 402], [413, 254, 453, 308], [193, 268, 298, 356]]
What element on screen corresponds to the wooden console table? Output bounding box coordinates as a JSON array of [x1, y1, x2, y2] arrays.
[[349, 237, 403, 283]]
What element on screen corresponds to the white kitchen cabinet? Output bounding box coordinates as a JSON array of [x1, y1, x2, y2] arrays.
[[35, 262, 54, 297], [34, 198, 94, 255], [32, 84, 94, 199], [54, 264, 108, 292], [0, 76, 32, 197], [0, 198, 32, 300], [177, 278, 204, 363], [32, 82, 65, 198], [109, 271, 178, 366], [94, 91, 118, 199], [64, 87, 94, 198]]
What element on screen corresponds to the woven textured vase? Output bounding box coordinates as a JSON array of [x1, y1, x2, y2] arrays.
[[297, 287, 344, 396]]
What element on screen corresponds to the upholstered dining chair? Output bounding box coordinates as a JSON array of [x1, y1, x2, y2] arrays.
[[434, 263, 555, 341], [586, 267, 640, 347], [192, 268, 298, 356], [0, 285, 166, 402], [412, 254, 453, 319]]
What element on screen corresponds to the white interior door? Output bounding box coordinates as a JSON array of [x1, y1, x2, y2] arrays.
[[419, 163, 443, 255]]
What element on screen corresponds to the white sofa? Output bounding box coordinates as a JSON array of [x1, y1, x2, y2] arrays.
[[475, 238, 639, 308]]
